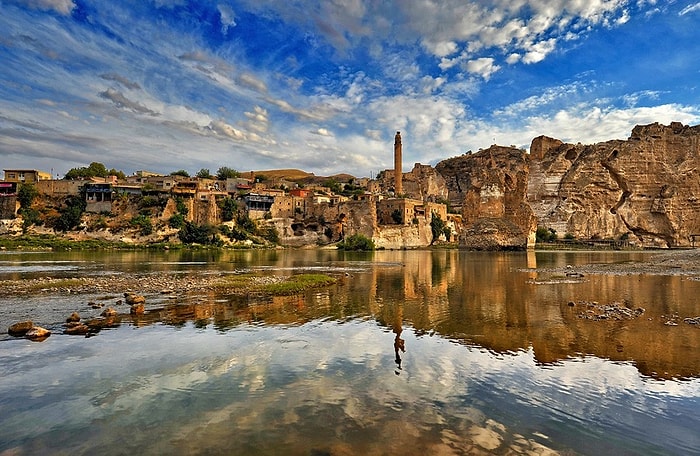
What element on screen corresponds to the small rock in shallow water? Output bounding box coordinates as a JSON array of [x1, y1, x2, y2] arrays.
[[25, 326, 51, 341], [64, 324, 89, 335], [125, 294, 145, 305], [66, 312, 81, 323], [130, 303, 145, 314], [101, 307, 117, 317], [8, 321, 34, 337]]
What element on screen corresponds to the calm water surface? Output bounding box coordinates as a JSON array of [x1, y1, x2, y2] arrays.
[[1, 249, 699, 455]]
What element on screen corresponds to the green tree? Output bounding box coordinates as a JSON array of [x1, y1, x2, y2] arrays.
[[218, 197, 238, 222], [107, 168, 126, 180], [430, 213, 447, 245], [216, 167, 240, 180], [17, 182, 41, 231], [53, 194, 87, 232], [170, 170, 190, 177], [17, 183, 38, 209], [65, 162, 109, 179], [324, 178, 342, 194], [196, 168, 213, 179]]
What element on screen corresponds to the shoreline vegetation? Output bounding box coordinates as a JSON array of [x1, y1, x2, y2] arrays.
[[0, 233, 676, 252]]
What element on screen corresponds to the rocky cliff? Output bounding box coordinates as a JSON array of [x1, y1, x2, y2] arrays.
[[436, 146, 536, 250], [529, 122, 700, 247]]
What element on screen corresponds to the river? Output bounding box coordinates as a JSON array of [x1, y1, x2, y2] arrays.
[[0, 249, 698, 455]]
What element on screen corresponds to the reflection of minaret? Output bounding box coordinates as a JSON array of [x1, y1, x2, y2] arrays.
[[394, 131, 402, 196]]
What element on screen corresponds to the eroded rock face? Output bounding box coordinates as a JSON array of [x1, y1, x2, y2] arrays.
[[528, 122, 700, 247], [436, 146, 536, 250]]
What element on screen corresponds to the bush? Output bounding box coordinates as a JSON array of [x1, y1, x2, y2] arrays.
[[169, 213, 185, 229], [17, 183, 38, 209], [130, 214, 153, 236], [220, 224, 248, 241], [536, 226, 557, 243], [261, 225, 279, 244], [337, 233, 375, 251], [139, 195, 162, 209], [53, 195, 87, 232], [178, 221, 221, 245], [175, 196, 189, 215], [18, 208, 41, 232]]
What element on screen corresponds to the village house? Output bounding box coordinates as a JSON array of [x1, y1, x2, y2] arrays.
[[3, 169, 52, 183], [244, 193, 275, 219], [84, 182, 113, 213]]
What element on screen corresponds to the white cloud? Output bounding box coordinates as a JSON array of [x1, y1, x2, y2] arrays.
[[217, 4, 237, 33], [12, 0, 75, 15], [679, 3, 700, 15], [208, 119, 246, 140], [522, 38, 558, 64], [237, 73, 268, 93], [464, 57, 501, 80], [310, 127, 333, 136], [513, 103, 700, 150], [419, 75, 447, 94], [506, 53, 521, 64]]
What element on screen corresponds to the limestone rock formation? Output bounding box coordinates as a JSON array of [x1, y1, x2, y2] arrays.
[[528, 122, 700, 247], [374, 163, 449, 201], [400, 164, 449, 201], [436, 146, 536, 249]]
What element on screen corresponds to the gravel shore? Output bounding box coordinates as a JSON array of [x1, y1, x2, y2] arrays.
[[0, 272, 283, 297], [540, 249, 700, 277]]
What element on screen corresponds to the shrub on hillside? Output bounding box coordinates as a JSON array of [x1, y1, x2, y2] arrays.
[[337, 234, 375, 251]]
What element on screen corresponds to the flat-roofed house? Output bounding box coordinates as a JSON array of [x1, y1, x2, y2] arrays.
[[3, 169, 52, 183]]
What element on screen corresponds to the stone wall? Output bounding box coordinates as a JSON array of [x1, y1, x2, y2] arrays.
[[0, 196, 17, 220]]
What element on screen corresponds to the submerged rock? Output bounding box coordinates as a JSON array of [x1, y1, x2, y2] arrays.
[[64, 323, 90, 335]]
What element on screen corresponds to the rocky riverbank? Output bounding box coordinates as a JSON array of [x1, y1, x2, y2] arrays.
[[536, 249, 700, 277]]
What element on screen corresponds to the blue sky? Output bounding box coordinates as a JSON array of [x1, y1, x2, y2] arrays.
[[2, 0, 700, 178]]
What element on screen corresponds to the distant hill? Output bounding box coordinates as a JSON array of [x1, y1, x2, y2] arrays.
[[241, 169, 356, 184]]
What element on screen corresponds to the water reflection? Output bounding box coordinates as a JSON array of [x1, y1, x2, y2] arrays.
[[1, 249, 700, 454], [3, 249, 700, 379]]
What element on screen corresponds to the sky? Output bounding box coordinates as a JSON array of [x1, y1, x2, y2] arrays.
[[2, 0, 700, 179]]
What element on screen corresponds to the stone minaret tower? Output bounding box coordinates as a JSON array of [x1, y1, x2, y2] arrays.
[[394, 131, 402, 196]]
